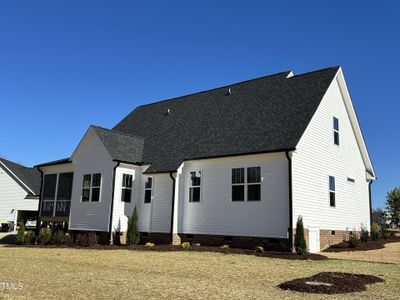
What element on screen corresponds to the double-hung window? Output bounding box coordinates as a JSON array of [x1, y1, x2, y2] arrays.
[[144, 177, 153, 203], [232, 167, 261, 201], [189, 171, 201, 202], [121, 174, 133, 202], [329, 176, 336, 207], [82, 173, 101, 202], [333, 117, 339, 146]]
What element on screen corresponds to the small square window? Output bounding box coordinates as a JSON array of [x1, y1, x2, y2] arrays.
[[232, 185, 245, 201]]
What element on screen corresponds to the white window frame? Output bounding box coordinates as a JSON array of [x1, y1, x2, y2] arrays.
[[121, 174, 133, 203], [333, 116, 339, 146], [144, 176, 153, 204], [81, 173, 102, 203], [231, 166, 261, 202], [188, 170, 202, 203]]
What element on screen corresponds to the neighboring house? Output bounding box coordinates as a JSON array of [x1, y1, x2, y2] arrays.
[[0, 158, 41, 230], [35, 66, 375, 252]]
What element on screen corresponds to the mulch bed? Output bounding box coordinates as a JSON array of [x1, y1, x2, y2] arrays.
[[278, 272, 384, 294], [323, 236, 400, 252], [7, 243, 328, 260]]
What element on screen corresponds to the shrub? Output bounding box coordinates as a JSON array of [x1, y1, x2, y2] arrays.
[[145, 242, 155, 248], [371, 223, 381, 241], [24, 231, 36, 245], [294, 216, 307, 255], [220, 244, 230, 249], [16, 223, 25, 245], [87, 232, 98, 246], [51, 230, 65, 245], [39, 228, 52, 245], [127, 206, 140, 245], [182, 242, 191, 250], [64, 233, 74, 245], [349, 231, 357, 248], [360, 225, 369, 242], [254, 245, 264, 253]]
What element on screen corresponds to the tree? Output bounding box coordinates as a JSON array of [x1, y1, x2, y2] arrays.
[[16, 222, 25, 245], [127, 205, 140, 245], [386, 187, 400, 224], [371, 208, 384, 224], [294, 216, 307, 255]]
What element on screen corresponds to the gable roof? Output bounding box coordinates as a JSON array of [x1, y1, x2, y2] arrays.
[[0, 157, 41, 195], [113, 67, 340, 173], [91, 126, 145, 164]]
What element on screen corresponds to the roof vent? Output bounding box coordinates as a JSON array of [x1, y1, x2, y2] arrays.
[[165, 108, 171, 115], [227, 88, 231, 95]]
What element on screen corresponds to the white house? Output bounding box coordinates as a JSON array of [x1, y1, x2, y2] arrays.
[[35, 66, 375, 252], [0, 158, 40, 230]]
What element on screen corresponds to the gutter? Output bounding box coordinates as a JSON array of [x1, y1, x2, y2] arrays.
[[169, 172, 176, 244], [108, 161, 120, 244], [35, 167, 44, 238], [285, 151, 293, 252]]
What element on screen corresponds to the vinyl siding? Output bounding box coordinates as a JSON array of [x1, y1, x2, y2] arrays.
[[0, 168, 38, 223], [175, 152, 289, 238], [292, 77, 370, 231]]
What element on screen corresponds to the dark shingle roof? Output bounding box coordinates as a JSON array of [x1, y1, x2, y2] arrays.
[[92, 126, 145, 164], [0, 157, 41, 195], [113, 67, 339, 173]]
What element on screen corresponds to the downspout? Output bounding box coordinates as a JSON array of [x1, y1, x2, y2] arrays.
[[35, 167, 44, 239], [368, 180, 373, 230], [108, 161, 120, 244], [169, 172, 176, 244], [285, 151, 293, 252]]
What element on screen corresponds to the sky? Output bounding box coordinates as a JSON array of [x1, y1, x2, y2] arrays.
[[0, 1, 399, 209]]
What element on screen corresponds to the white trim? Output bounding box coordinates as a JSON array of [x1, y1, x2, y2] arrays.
[[0, 161, 36, 195]]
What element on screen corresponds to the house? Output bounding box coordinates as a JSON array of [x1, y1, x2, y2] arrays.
[[0, 158, 41, 230], [35, 66, 375, 252]]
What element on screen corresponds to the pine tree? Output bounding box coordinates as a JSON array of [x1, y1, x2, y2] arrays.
[[294, 216, 307, 255], [16, 222, 25, 245], [127, 205, 140, 245]]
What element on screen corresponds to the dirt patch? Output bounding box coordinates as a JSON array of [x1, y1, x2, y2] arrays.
[[8, 243, 328, 260], [278, 272, 384, 294], [324, 236, 400, 252]]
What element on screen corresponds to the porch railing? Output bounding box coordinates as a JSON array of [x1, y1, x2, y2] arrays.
[[41, 200, 71, 218]]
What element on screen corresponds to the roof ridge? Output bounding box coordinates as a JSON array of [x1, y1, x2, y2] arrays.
[[289, 66, 340, 79], [0, 156, 33, 170], [131, 70, 292, 110], [91, 125, 145, 141]]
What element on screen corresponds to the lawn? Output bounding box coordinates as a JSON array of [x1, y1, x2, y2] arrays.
[[0, 247, 399, 299]]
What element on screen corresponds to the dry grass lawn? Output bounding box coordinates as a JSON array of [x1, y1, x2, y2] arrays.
[[1, 247, 399, 299]]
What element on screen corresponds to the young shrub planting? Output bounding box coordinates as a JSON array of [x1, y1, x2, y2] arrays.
[[51, 230, 65, 245], [371, 223, 382, 241], [254, 245, 264, 253], [220, 244, 230, 250], [294, 216, 307, 255], [39, 228, 52, 245], [87, 232, 98, 246], [145, 242, 155, 248], [16, 223, 25, 245], [127, 206, 140, 245], [24, 231, 36, 245], [349, 231, 357, 248], [360, 225, 369, 242], [182, 242, 191, 250]]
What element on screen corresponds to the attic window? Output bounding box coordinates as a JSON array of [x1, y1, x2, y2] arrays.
[[333, 117, 339, 146]]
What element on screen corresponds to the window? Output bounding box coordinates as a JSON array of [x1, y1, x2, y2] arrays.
[[231, 167, 261, 201], [189, 171, 201, 202], [329, 176, 335, 207], [121, 174, 133, 202], [144, 177, 153, 203], [333, 117, 339, 145], [43, 174, 57, 200], [57, 173, 74, 200], [81, 173, 101, 202]]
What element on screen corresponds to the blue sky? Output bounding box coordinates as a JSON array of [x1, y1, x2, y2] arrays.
[[0, 1, 398, 209]]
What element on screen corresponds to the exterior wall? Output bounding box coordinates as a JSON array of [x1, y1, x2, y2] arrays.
[[292, 76, 370, 234], [174, 152, 289, 238], [68, 131, 116, 232], [0, 168, 38, 224]]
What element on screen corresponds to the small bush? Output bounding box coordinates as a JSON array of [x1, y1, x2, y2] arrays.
[[145, 242, 155, 248], [51, 230, 65, 245], [16, 223, 25, 245], [64, 233, 74, 245], [182, 242, 191, 250], [220, 244, 230, 249], [39, 228, 52, 245], [349, 231, 357, 248], [24, 231, 36, 245], [87, 232, 98, 246], [371, 223, 381, 241], [254, 245, 264, 253], [294, 216, 307, 255], [360, 226, 369, 242]]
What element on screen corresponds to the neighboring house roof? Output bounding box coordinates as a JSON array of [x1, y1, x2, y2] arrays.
[[91, 125, 145, 164], [113, 67, 340, 173], [0, 157, 41, 195]]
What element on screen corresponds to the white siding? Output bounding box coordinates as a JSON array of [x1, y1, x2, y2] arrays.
[[175, 153, 289, 238], [68, 131, 116, 232], [0, 169, 38, 224], [292, 77, 370, 231]]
